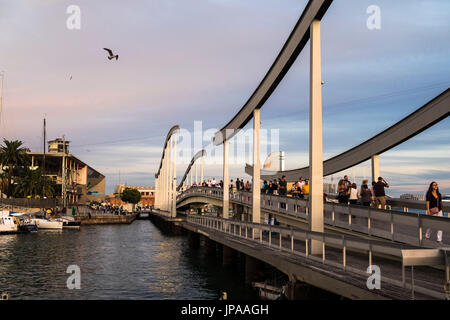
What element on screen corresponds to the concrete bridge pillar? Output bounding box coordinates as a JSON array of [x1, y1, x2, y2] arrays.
[[286, 280, 311, 300], [245, 255, 265, 285], [222, 245, 236, 266], [371, 154, 380, 183], [188, 231, 200, 249], [309, 19, 324, 255]]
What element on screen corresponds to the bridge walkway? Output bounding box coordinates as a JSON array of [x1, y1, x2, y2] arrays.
[[180, 214, 448, 300]]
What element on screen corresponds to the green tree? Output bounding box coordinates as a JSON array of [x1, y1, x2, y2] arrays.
[[120, 187, 141, 204], [0, 139, 30, 198]]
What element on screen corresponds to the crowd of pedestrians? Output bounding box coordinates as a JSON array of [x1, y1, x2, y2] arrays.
[[188, 175, 445, 243], [337, 175, 390, 209]]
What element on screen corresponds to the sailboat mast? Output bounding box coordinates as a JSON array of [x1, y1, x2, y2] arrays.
[[0, 72, 4, 127], [43, 117, 46, 198]]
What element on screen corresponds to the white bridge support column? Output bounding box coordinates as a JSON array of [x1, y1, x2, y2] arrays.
[[159, 150, 166, 210], [165, 148, 169, 212], [168, 137, 173, 215], [164, 149, 169, 212], [252, 108, 261, 234], [157, 176, 161, 209], [172, 132, 177, 218], [309, 19, 324, 255], [190, 167, 193, 187], [155, 177, 159, 209], [371, 154, 380, 183], [223, 140, 229, 220], [201, 155, 204, 185], [195, 162, 198, 186]]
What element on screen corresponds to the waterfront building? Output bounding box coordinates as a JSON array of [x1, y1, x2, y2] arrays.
[[48, 138, 70, 154], [108, 185, 156, 207], [27, 138, 106, 205]]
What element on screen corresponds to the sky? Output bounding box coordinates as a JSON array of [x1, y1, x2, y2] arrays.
[[0, 0, 449, 196]]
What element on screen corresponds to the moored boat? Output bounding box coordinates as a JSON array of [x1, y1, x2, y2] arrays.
[[30, 218, 63, 230], [0, 211, 19, 234], [19, 223, 38, 232], [56, 216, 81, 229]]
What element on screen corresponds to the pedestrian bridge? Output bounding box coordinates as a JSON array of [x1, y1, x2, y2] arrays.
[[150, 0, 450, 299], [177, 186, 450, 249]]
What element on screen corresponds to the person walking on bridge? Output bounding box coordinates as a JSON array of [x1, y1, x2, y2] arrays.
[[279, 176, 287, 196], [302, 180, 310, 200], [425, 181, 444, 244], [337, 179, 349, 204], [374, 177, 389, 209], [349, 183, 358, 205], [360, 180, 372, 207]]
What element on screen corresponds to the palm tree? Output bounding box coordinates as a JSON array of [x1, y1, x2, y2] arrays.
[[0, 139, 30, 198], [14, 167, 55, 198]]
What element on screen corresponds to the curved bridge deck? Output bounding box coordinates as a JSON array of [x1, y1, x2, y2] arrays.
[[177, 187, 450, 248]]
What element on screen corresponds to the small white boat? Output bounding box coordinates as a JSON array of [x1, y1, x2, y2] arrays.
[[30, 218, 63, 230], [56, 216, 81, 229], [0, 211, 19, 234]]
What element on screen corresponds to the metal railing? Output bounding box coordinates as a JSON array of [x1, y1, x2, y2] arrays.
[[177, 187, 450, 248], [0, 198, 58, 208], [185, 213, 449, 300]]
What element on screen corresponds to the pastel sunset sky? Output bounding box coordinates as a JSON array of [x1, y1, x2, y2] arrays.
[[1, 0, 449, 196]]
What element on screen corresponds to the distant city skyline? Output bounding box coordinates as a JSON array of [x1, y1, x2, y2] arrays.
[[0, 0, 449, 196]]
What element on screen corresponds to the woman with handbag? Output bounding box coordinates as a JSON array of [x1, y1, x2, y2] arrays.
[[425, 181, 444, 244]]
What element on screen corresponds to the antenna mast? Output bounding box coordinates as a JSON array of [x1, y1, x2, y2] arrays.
[[43, 117, 46, 198], [0, 72, 4, 130]]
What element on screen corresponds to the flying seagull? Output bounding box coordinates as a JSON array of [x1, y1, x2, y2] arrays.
[[103, 48, 119, 60]]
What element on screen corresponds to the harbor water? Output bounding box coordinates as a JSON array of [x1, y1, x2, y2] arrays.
[[0, 219, 259, 300]]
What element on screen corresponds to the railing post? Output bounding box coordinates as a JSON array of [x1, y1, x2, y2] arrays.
[[269, 225, 272, 247], [342, 236, 346, 270], [322, 234, 326, 264], [332, 204, 335, 225], [279, 227, 282, 250], [390, 213, 395, 241], [418, 215, 423, 246]]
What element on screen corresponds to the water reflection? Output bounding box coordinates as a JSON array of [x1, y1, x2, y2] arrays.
[[0, 220, 258, 300]]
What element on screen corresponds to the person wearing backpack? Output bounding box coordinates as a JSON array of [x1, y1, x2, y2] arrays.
[[360, 180, 372, 207]]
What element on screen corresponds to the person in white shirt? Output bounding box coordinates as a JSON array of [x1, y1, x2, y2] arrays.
[[349, 183, 358, 205], [211, 178, 216, 187]]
